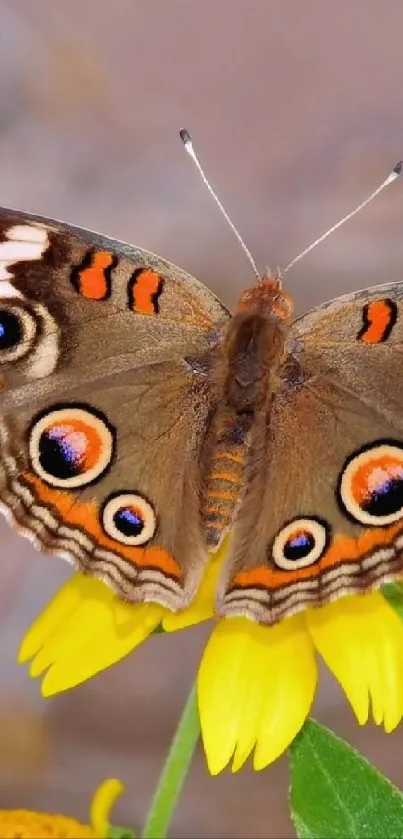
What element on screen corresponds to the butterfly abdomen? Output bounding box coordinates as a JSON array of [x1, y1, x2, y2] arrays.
[[202, 423, 250, 549]]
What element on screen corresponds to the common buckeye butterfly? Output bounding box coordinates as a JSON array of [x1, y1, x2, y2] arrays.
[[0, 138, 403, 626]]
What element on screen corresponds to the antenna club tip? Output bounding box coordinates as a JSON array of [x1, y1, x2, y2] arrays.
[[393, 160, 403, 176], [179, 128, 192, 146]]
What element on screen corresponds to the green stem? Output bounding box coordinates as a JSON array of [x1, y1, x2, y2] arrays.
[[141, 682, 200, 839]]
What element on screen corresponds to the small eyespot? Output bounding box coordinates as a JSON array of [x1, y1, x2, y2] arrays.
[[0, 303, 37, 362], [339, 442, 403, 526], [102, 492, 156, 546], [29, 405, 115, 489], [272, 517, 329, 570]]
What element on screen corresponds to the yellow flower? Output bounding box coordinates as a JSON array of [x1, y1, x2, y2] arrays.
[[0, 778, 126, 838], [18, 545, 403, 774], [198, 592, 403, 773]]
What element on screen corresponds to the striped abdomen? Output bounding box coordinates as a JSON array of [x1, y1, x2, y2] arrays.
[[202, 439, 249, 549]]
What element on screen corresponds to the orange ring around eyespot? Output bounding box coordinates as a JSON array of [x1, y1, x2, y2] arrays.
[[340, 443, 403, 526], [46, 419, 103, 470], [102, 492, 156, 546], [353, 455, 403, 505], [272, 517, 328, 570], [29, 405, 115, 489]]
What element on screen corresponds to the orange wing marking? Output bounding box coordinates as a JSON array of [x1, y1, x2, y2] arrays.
[[357, 298, 397, 343], [24, 472, 182, 580], [231, 521, 403, 592], [128, 268, 164, 314], [71, 250, 116, 300]]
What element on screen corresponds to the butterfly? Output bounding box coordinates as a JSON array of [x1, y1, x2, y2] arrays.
[[1, 172, 403, 627]]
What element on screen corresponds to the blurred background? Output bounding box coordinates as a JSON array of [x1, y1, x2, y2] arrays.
[[1, 1, 403, 836]]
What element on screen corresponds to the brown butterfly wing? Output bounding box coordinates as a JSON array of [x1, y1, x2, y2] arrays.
[[291, 280, 403, 432], [217, 283, 403, 624], [0, 208, 230, 609]]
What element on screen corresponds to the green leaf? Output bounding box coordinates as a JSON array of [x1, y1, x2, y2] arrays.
[[382, 581, 403, 622], [290, 718, 403, 838]]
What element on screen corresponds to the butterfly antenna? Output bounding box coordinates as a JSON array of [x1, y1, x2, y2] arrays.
[[180, 128, 260, 280], [283, 160, 403, 274]]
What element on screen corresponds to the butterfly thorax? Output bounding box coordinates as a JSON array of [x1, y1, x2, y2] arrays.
[[201, 278, 292, 549], [221, 310, 289, 412]]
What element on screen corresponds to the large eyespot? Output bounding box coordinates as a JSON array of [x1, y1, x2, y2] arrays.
[[272, 517, 329, 570], [101, 492, 157, 545], [0, 303, 37, 362], [339, 442, 403, 525], [29, 405, 115, 489]]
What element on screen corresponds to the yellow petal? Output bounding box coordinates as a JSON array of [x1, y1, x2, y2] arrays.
[[198, 615, 317, 774], [19, 571, 164, 695], [90, 778, 124, 838], [307, 591, 403, 732], [162, 541, 229, 632], [29, 585, 117, 678], [18, 573, 96, 663], [30, 581, 153, 678], [41, 601, 163, 696]]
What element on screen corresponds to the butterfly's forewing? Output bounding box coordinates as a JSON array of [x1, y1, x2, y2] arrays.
[[217, 282, 403, 624], [0, 208, 230, 609]]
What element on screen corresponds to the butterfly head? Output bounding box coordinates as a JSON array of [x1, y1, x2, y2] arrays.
[[235, 274, 294, 322]]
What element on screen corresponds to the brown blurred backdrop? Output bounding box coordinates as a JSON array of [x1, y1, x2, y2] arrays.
[[1, 1, 403, 836]]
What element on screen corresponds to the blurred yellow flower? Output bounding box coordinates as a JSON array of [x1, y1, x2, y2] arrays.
[[18, 545, 403, 774], [0, 778, 125, 838]]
